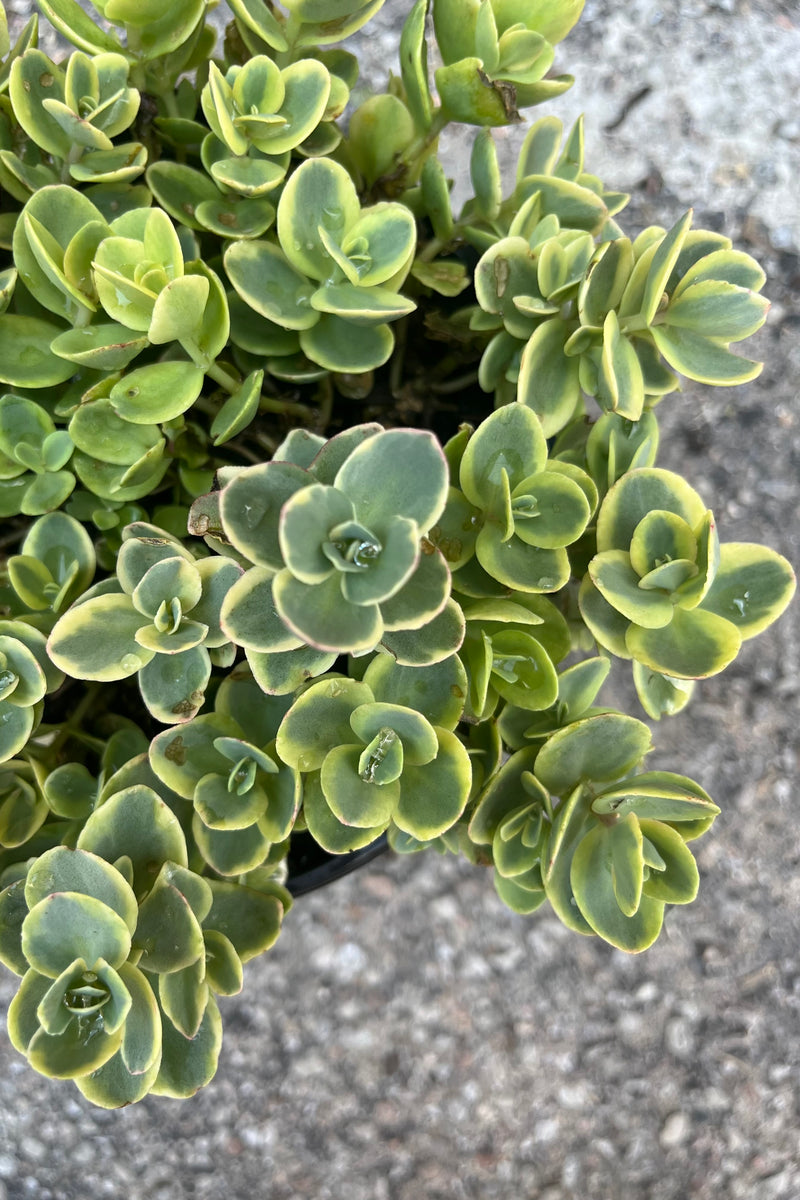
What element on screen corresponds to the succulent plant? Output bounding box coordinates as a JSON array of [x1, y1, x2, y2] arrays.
[[0, 0, 794, 1106]]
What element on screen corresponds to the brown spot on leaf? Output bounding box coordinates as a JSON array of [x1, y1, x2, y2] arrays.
[[164, 735, 186, 764]]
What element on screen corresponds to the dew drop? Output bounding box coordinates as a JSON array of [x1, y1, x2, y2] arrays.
[[0, 670, 18, 700], [241, 499, 267, 529], [352, 540, 380, 567], [120, 653, 142, 673], [731, 590, 750, 617]]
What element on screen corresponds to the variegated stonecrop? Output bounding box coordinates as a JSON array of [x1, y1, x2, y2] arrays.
[[0, 0, 795, 1106]]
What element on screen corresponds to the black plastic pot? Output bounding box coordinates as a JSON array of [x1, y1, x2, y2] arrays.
[[285, 831, 389, 897]]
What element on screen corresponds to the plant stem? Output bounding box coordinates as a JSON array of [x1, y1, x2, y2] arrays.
[[205, 361, 242, 394]]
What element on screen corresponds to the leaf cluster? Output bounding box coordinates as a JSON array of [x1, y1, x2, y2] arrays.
[[0, 0, 795, 1106]]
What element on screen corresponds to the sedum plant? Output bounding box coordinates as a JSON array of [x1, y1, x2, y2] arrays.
[[0, 0, 795, 1106]]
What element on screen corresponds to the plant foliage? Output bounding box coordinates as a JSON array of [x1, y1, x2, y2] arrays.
[[0, 0, 794, 1105]]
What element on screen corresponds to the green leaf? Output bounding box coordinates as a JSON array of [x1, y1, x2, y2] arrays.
[[489, 628, 558, 710], [248, 60, 331, 156], [0, 315, 76, 387], [639, 818, 700, 904], [277, 157, 360, 282], [246, 644, 337, 695], [130, 559, 201, 625], [310, 282, 414, 324], [110, 360, 204, 424], [362, 654, 467, 730], [650, 326, 761, 386], [346, 95, 412, 187], [399, 0, 433, 130], [75, 1051, 159, 1110], [511, 469, 590, 549], [588, 550, 674, 628], [468, 744, 541, 844], [147, 274, 208, 346], [159, 957, 207, 1038], [302, 770, 388, 854], [570, 823, 665, 952], [278, 482, 353, 583], [640, 209, 693, 326], [596, 310, 644, 421], [476, 524, 569, 593], [47, 593, 152, 680], [632, 662, 695, 720], [350, 703, 438, 766], [221, 568, 299, 653], [300, 314, 395, 372], [274, 569, 382, 653], [146, 161, 220, 231], [0, 635, 47, 705], [135, 879, 204, 975], [459, 404, 547, 511], [137, 644, 211, 724], [540, 785, 594, 934], [0, 880, 30, 975], [699, 543, 796, 638], [596, 468, 706, 554], [69, 400, 163, 467], [494, 867, 546, 914], [516, 319, 582, 437], [321, 744, 400, 827], [224, 239, 317, 330], [10, 51, 71, 159], [220, 460, 309, 569], [194, 772, 268, 831], [664, 278, 769, 341], [592, 772, 718, 823], [607, 812, 644, 917], [227, 0, 288, 48], [380, 597, 465, 666], [337, 428, 447, 538], [151, 992, 222, 1099], [626, 605, 742, 679], [22, 892, 132, 978], [116, 529, 194, 592], [149, 715, 241, 799], [203, 878, 285, 963], [210, 369, 263, 446], [393, 727, 471, 840], [535, 713, 652, 795], [77, 784, 188, 897], [202, 929, 243, 996], [49, 323, 145, 372], [276, 676, 373, 771], [25, 847, 137, 933], [26, 1006, 124, 1080], [340, 517, 419, 607]]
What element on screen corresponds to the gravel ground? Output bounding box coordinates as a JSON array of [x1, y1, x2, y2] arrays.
[[1, 3, 799, 1198]]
